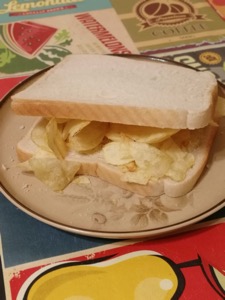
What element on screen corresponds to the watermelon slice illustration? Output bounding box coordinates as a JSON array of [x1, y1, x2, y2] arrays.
[[1, 21, 57, 58]]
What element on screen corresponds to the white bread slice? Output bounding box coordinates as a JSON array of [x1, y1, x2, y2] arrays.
[[11, 54, 218, 129], [17, 118, 218, 197]]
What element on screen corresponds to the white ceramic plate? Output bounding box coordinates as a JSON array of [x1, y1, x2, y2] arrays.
[[1, 57, 225, 239]]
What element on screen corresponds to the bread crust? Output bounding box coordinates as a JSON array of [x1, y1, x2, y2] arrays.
[[11, 54, 218, 129], [11, 90, 217, 130]]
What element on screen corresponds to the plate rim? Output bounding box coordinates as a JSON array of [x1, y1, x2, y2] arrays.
[[1, 184, 224, 239]]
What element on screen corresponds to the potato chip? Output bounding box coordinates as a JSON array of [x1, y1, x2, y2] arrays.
[[130, 142, 172, 172], [17, 160, 33, 172], [172, 129, 201, 152], [106, 123, 178, 143], [106, 124, 126, 142], [18, 150, 55, 172], [160, 138, 187, 160], [62, 119, 90, 140], [121, 169, 150, 185], [69, 121, 108, 152], [31, 119, 52, 152], [120, 139, 195, 184], [166, 153, 194, 181], [123, 161, 137, 172], [46, 118, 68, 159], [29, 117, 197, 190], [28, 157, 80, 191], [103, 141, 133, 165], [160, 137, 195, 181]]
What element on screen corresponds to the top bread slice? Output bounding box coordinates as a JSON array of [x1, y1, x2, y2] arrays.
[[11, 54, 218, 129]]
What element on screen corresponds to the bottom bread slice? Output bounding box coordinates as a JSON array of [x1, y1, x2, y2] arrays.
[[16, 119, 218, 197]]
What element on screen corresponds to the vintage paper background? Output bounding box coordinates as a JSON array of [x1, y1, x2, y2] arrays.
[[0, 1, 225, 299]]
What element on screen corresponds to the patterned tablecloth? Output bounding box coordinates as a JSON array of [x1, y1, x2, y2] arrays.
[[0, 1, 225, 299]]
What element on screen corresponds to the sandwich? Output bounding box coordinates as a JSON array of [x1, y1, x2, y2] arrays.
[[10, 54, 220, 197]]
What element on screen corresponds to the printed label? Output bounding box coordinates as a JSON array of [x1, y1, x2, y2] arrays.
[[111, 0, 225, 53]]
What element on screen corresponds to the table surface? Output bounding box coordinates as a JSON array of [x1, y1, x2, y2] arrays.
[[0, 1, 225, 299]]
